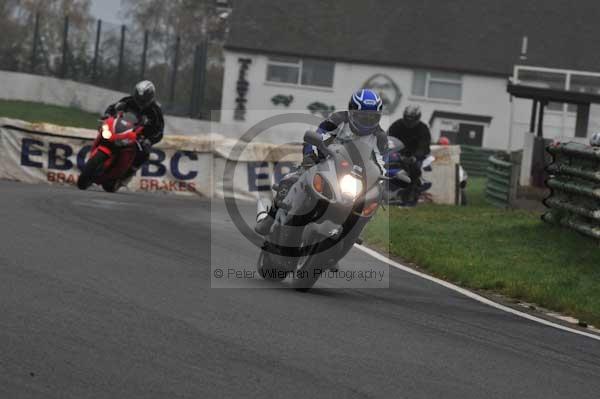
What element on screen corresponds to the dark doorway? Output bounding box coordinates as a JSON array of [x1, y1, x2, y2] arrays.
[[457, 123, 484, 147]]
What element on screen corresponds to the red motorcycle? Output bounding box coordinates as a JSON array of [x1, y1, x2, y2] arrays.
[[77, 111, 144, 192]]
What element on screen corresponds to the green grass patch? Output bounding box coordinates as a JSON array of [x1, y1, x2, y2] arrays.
[[0, 99, 99, 129], [365, 177, 600, 326]]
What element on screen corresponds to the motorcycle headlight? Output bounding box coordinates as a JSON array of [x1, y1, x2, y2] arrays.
[[340, 174, 363, 199], [101, 124, 112, 140]]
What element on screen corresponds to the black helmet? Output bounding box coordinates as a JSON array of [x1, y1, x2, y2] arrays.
[[403, 105, 422, 128], [133, 80, 156, 110]]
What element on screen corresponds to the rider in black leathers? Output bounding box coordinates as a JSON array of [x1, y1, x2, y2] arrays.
[[103, 80, 165, 181], [387, 105, 432, 204]]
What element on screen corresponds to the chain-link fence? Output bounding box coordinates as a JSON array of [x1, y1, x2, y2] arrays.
[[1, 11, 216, 119]]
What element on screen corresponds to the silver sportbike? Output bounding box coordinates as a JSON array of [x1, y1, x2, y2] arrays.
[[255, 130, 408, 291]]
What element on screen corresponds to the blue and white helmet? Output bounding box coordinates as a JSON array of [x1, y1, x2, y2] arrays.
[[348, 89, 383, 135]]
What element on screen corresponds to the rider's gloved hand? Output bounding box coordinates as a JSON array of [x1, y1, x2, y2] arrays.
[[139, 137, 152, 154], [114, 101, 127, 112], [140, 115, 150, 126], [404, 155, 417, 164], [302, 153, 317, 168]]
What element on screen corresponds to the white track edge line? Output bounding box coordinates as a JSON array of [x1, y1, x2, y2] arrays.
[[354, 244, 600, 342]]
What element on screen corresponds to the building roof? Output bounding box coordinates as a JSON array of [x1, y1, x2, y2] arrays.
[[507, 83, 600, 105], [226, 0, 600, 77]]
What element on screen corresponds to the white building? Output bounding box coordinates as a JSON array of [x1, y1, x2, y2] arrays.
[[220, 0, 600, 150]]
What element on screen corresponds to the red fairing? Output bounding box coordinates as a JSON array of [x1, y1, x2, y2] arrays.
[[85, 114, 144, 185]]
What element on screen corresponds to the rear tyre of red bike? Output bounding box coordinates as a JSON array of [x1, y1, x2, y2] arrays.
[[77, 152, 109, 190]]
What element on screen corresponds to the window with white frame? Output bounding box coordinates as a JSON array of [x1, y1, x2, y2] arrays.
[[567, 74, 600, 112], [412, 70, 463, 101], [516, 69, 566, 111], [266, 56, 335, 88]]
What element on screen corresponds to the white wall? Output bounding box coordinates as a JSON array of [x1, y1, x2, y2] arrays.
[[0, 70, 128, 114], [510, 98, 575, 150], [509, 98, 600, 149], [222, 50, 599, 150], [221, 50, 515, 149], [2, 66, 590, 149], [0, 70, 247, 138]]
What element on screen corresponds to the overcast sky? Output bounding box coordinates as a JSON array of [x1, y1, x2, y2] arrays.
[[90, 0, 126, 25]]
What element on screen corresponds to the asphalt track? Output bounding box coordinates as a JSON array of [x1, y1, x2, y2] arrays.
[[1, 180, 600, 399]]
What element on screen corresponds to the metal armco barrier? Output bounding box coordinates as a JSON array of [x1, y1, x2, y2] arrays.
[[460, 146, 497, 177], [485, 153, 519, 208], [543, 142, 600, 241]]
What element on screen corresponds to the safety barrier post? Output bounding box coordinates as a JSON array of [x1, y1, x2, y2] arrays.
[[91, 19, 102, 83], [140, 30, 149, 80], [169, 36, 181, 107], [30, 13, 40, 73], [117, 25, 126, 90], [60, 16, 69, 79]]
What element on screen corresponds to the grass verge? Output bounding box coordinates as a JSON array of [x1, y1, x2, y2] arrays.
[[0, 99, 99, 129], [364, 177, 600, 326]]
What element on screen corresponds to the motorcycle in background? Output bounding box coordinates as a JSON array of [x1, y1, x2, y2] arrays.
[[457, 164, 468, 206], [383, 136, 433, 206], [77, 111, 144, 192]]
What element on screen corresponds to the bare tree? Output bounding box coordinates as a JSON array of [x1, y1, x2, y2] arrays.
[[9, 0, 93, 74], [0, 0, 27, 70], [123, 0, 225, 65], [122, 0, 227, 116]]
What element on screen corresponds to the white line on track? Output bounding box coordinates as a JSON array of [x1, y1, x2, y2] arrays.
[[354, 244, 600, 342]]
